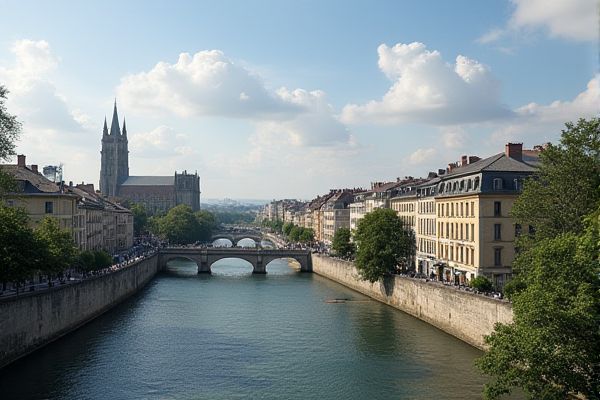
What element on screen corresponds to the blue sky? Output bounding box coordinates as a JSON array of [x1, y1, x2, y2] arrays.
[[0, 0, 597, 199]]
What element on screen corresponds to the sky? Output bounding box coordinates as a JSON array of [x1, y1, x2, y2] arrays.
[[0, 0, 598, 200]]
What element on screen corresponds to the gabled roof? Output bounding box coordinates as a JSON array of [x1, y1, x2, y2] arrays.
[[121, 176, 174, 186]]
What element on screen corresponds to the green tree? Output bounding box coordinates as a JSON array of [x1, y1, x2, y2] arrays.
[[511, 118, 600, 243], [282, 222, 294, 236], [156, 205, 201, 244], [93, 251, 113, 270], [34, 217, 78, 277], [0, 85, 21, 196], [195, 210, 217, 241], [469, 276, 493, 292], [130, 203, 148, 236], [331, 227, 355, 259], [0, 206, 43, 286], [299, 228, 314, 243], [353, 208, 415, 283], [477, 211, 600, 399], [288, 226, 302, 242]]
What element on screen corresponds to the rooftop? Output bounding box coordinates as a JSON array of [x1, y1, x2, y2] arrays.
[[121, 176, 174, 186]]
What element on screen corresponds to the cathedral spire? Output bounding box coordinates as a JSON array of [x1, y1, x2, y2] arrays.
[[103, 116, 108, 136], [122, 117, 127, 137], [109, 99, 121, 136]]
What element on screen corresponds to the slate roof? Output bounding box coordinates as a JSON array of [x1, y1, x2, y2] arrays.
[[121, 176, 174, 186], [443, 152, 540, 179], [1, 165, 62, 193]]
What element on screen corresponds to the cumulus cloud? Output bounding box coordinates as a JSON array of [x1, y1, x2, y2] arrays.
[[341, 42, 511, 125], [441, 126, 468, 149], [0, 39, 86, 135], [408, 148, 438, 165], [479, 0, 597, 43], [129, 125, 193, 158], [117, 49, 353, 148], [117, 50, 296, 118], [490, 74, 600, 144]]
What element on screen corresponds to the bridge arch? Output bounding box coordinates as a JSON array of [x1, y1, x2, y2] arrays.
[[159, 254, 202, 272]]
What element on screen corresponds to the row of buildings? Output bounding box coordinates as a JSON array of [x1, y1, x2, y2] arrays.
[[1, 154, 134, 254], [260, 143, 542, 290]]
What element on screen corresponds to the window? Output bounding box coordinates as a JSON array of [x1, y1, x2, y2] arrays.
[[494, 224, 502, 240], [45, 201, 54, 214], [515, 224, 522, 237], [493, 178, 503, 190], [494, 201, 501, 217], [514, 178, 523, 191], [474, 177, 480, 190], [494, 248, 502, 266]]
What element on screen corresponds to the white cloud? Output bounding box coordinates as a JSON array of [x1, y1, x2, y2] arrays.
[[117, 50, 296, 118], [490, 74, 600, 144], [441, 126, 468, 149], [341, 42, 511, 125], [479, 0, 597, 43], [117, 49, 353, 149], [408, 148, 437, 165], [0, 39, 86, 135], [129, 125, 193, 158]]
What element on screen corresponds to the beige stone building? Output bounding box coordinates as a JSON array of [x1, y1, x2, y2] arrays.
[[434, 144, 540, 289], [415, 176, 440, 275], [322, 190, 354, 245]]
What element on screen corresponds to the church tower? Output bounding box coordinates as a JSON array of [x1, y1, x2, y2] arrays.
[[100, 101, 129, 196]]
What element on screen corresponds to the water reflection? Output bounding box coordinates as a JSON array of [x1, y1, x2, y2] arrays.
[[237, 238, 257, 248], [213, 238, 233, 247]]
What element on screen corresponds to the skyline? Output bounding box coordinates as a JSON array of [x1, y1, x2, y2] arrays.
[[0, 0, 598, 199]]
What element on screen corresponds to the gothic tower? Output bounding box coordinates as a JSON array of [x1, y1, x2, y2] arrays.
[[100, 101, 129, 196]]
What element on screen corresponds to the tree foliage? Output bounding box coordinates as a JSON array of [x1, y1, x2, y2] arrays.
[[511, 118, 600, 243], [331, 227, 355, 259], [0, 85, 21, 196], [478, 119, 600, 399], [34, 217, 78, 275], [0, 206, 44, 284], [353, 208, 415, 283], [130, 203, 148, 236], [154, 205, 216, 244], [470, 276, 493, 292]]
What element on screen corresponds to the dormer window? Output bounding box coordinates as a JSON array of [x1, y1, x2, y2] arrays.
[[493, 178, 503, 190], [514, 178, 523, 191], [474, 177, 480, 190], [467, 179, 472, 191]]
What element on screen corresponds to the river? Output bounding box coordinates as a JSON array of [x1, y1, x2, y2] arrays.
[[0, 258, 490, 399]]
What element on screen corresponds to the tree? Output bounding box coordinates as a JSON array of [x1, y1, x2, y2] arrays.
[[93, 251, 113, 270], [299, 228, 314, 243], [0, 206, 43, 286], [353, 208, 415, 283], [130, 203, 148, 236], [195, 210, 217, 241], [469, 276, 493, 292], [0, 85, 21, 196], [282, 222, 294, 236], [477, 211, 600, 399], [34, 217, 78, 277], [511, 118, 600, 243], [288, 226, 302, 242], [331, 227, 355, 259]]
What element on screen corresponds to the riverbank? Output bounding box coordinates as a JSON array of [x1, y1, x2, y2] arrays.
[[0, 254, 160, 369], [312, 254, 513, 349]]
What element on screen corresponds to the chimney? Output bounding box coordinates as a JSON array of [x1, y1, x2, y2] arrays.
[[469, 156, 481, 164], [31, 164, 38, 173], [461, 155, 468, 166], [17, 154, 25, 167], [438, 169, 445, 176], [69, 181, 73, 187], [447, 162, 457, 173], [505, 143, 523, 161]]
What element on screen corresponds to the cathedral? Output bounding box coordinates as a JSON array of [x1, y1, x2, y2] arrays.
[[99, 102, 200, 214]]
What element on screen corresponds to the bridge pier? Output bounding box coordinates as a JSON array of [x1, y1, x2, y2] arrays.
[[198, 256, 211, 274], [253, 256, 266, 274]]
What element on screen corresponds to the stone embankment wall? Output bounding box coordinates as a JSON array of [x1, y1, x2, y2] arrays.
[[312, 255, 513, 349], [0, 254, 160, 369]]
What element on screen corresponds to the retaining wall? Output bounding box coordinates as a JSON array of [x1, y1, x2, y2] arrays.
[[312, 255, 513, 349], [0, 254, 160, 369]]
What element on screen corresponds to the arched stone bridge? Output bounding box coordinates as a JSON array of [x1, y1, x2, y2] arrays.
[[158, 247, 312, 274], [210, 233, 265, 246]]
